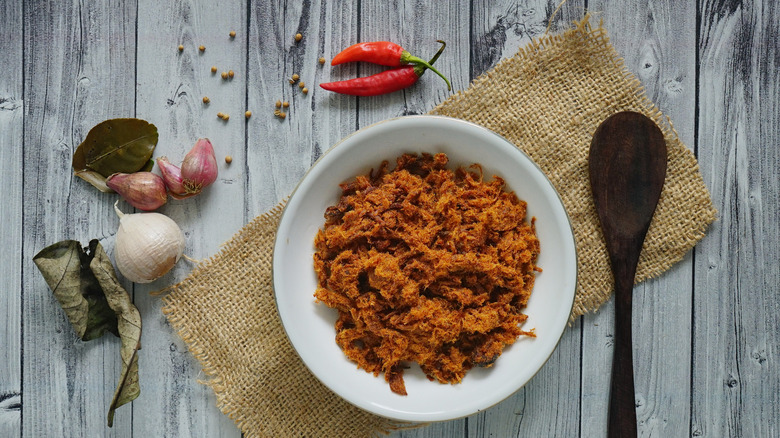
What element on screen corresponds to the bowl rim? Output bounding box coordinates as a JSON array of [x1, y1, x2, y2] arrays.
[[272, 114, 578, 422]]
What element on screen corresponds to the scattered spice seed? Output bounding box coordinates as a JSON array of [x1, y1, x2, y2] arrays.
[[217, 112, 224, 118], [211, 66, 218, 73], [291, 73, 300, 81], [228, 70, 235, 79], [282, 101, 289, 108], [298, 81, 305, 89], [223, 114, 230, 121], [280, 112, 287, 119], [294, 33, 302, 42], [202, 96, 210, 104], [288, 78, 295, 84], [199, 45, 205, 52], [302, 87, 309, 94], [178, 44, 184, 52], [319, 57, 326, 65], [275, 100, 282, 108], [274, 109, 281, 116], [225, 155, 233, 164], [245, 110, 252, 118], [221, 71, 228, 80], [229, 30, 236, 38]]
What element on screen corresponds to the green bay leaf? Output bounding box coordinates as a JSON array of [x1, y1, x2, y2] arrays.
[[72, 118, 158, 191]]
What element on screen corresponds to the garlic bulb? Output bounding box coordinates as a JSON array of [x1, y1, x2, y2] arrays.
[[113, 201, 185, 283]]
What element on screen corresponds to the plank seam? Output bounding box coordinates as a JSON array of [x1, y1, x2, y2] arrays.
[[20, 0, 26, 435], [690, 1, 701, 435], [244, 0, 251, 226]]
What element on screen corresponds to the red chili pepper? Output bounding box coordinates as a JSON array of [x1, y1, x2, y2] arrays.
[[320, 67, 422, 96], [331, 41, 420, 67], [320, 41, 450, 96]]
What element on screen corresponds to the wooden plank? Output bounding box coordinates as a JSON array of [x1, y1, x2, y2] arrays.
[[0, 0, 23, 436], [581, 1, 698, 436], [246, 0, 359, 216], [693, 1, 780, 436], [467, 323, 582, 436], [471, 0, 585, 79], [466, 1, 585, 436], [21, 0, 137, 436], [357, 0, 471, 127], [132, 0, 246, 436]]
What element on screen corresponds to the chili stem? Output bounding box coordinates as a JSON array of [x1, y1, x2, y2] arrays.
[[407, 41, 451, 90]]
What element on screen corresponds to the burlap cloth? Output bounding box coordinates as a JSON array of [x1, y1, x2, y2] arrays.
[[161, 16, 716, 438]]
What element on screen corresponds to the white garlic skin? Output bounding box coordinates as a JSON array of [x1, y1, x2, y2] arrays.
[[114, 203, 185, 283]]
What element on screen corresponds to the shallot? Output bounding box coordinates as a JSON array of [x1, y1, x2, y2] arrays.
[[106, 172, 167, 211], [156, 156, 188, 197], [181, 138, 218, 195]]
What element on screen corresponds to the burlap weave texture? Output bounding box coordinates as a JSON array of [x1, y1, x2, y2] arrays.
[[161, 17, 716, 438]]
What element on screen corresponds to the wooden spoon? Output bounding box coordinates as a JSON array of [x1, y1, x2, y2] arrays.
[[588, 111, 667, 438]]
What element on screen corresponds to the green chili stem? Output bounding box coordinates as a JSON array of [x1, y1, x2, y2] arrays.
[[405, 41, 451, 90]]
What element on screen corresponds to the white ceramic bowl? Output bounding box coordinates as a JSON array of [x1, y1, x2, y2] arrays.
[[273, 115, 577, 422]]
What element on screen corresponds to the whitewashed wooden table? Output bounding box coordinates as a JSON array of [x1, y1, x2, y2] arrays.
[[2, 0, 778, 437]]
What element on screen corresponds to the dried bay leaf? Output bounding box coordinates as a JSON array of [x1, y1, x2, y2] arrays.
[[32, 240, 119, 340], [88, 241, 141, 427], [72, 118, 158, 192], [33, 239, 142, 426]]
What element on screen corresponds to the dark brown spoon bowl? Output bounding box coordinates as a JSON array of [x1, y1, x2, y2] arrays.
[[589, 111, 667, 438]]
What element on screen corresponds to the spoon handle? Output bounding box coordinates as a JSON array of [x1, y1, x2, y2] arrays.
[[608, 265, 638, 438]]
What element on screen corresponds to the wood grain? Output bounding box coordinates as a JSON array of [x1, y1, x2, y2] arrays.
[[693, 0, 780, 436], [358, 0, 471, 126], [246, 0, 358, 216], [133, 0, 246, 436], [0, 0, 23, 436], [21, 0, 137, 435], [470, 0, 585, 79]]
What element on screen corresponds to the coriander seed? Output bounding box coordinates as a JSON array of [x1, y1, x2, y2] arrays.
[[225, 155, 233, 164], [221, 71, 228, 80], [280, 111, 287, 119], [275, 100, 282, 108], [228, 70, 235, 79], [282, 101, 289, 108], [245, 110, 252, 118], [202, 96, 210, 104], [294, 33, 302, 42], [298, 81, 305, 89], [223, 113, 229, 121], [217, 112, 224, 118], [178, 44, 184, 52], [199, 45, 205, 52], [229, 30, 236, 38], [302, 87, 308, 94], [318, 57, 326, 65], [291, 73, 299, 81], [211, 66, 218, 73]]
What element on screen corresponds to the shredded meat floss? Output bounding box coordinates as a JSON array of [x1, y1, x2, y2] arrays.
[[313, 153, 541, 395]]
